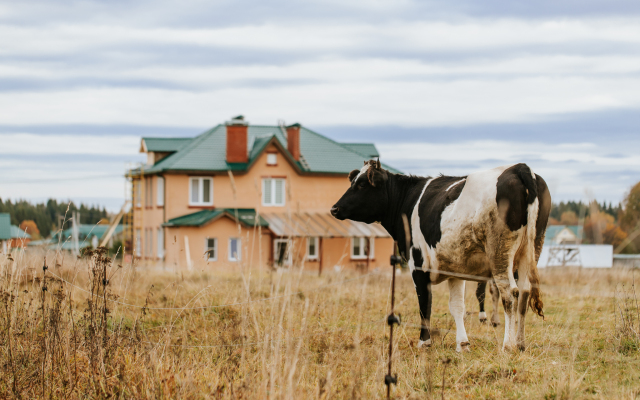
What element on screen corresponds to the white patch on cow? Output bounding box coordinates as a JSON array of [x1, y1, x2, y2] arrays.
[[503, 311, 516, 350], [448, 279, 469, 352], [353, 164, 369, 186], [507, 227, 525, 292], [446, 178, 466, 192], [409, 178, 433, 273], [479, 311, 487, 321], [417, 339, 431, 348]]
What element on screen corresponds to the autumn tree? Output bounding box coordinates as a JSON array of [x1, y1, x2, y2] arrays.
[[19, 220, 41, 240], [618, 181, 640, 253], [560, 211, 579, 225], [583, 211, 628, 248]]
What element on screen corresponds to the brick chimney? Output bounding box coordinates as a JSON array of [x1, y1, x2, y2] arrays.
[[226, 115, 248, 163], [286, 123, 301, 161]]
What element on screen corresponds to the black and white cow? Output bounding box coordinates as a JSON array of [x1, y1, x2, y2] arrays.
[[331, 160, 550, 352]]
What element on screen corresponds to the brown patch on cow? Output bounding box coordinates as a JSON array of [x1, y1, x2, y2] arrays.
[[518, 290, 530, 315]]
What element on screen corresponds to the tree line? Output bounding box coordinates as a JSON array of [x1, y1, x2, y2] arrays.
[[0, 199, 108, 239], [548, 183, 640, 253]]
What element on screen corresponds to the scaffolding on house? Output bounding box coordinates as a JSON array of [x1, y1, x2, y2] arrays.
[[123, 163, 144, 260]]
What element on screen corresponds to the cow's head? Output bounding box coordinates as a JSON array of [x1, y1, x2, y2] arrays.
[[331, 159, 389, 223]]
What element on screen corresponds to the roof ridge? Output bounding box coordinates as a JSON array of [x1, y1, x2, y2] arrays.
[[142, 137, 192, 140], [300, 126, 375, 161], [152, 124, 223, 170]]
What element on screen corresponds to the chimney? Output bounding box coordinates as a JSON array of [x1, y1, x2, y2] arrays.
[[226, 115, 248, 163], [286, 123, 301, 161]]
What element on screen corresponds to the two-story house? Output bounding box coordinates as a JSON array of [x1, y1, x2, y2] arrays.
[[129, 116, 400, 271]]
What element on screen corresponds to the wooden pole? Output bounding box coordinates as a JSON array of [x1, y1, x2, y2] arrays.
[[385, 242, 400, 398]]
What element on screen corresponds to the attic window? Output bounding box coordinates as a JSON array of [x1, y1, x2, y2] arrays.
[[267, 153, 277, 165]]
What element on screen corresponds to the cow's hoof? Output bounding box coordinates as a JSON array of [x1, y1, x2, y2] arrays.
[[511, 287, 519, 298], [517, 343, 526, 352], [417, 339, 432, 348], [457, 342, 471, 352], [479, 312, 487, 324], [502, 343, 517, 352], [491, 321, 499, 327]]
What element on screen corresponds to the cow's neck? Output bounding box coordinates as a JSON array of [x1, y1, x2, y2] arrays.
[[380, 174, 430, 259]]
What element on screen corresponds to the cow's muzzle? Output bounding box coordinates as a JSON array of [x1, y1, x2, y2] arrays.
[[330, 206, 341, 219]]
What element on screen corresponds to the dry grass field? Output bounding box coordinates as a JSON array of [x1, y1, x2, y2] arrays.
[[1, 248, 639, 399]]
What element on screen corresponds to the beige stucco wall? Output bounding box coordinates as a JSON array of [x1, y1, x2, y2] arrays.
[[164, 216, 271, 269], [132, 143, 393, 270]]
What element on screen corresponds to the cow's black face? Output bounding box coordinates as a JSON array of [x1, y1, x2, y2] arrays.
[[331, 161, 389, 224]]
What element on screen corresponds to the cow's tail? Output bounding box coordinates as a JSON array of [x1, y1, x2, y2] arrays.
[[517, 164, 544, 318]]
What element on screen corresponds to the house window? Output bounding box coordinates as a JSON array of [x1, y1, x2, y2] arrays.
[[267, 153, 277, 165], [135, 229, 141, 257], [189, 177, 213, 206], [229, 238, 241, 261], [157, 227, 164, 259], [262, 178, 285, 206], [351, 237, 374, 260], [205, 238, 217, 261], [307, 237, 318, 260], [145, 228, 153, 258], [145, 177, 153, 207], [157, 177, 164, 206], [134, 180, 141, 207]]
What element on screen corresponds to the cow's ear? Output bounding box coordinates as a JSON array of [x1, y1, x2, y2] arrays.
[[368, 168, 387, 187], [348, 169, 359, 182]]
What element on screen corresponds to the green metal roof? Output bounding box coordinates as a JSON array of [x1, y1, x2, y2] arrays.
[[342, 143, 380, 159], [163, 208, 269, 228], [10, 225, 31, 239], [0, 213, 11, 240], [140, 124, 401, 175], [142, 137, 192, 152], [52, 224, 123, 242]]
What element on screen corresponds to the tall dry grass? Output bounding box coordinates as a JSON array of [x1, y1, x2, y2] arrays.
[[1, 248, 639, 399]]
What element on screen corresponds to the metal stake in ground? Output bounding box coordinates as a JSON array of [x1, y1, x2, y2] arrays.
[[385, 243, 401, 399]]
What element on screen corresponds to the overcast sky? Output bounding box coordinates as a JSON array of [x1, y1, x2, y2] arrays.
[[1, 0, 639, 211]]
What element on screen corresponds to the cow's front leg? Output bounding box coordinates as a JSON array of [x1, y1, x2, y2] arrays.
[[489, 279, 501, 327], [475, 281, 487, 323], [411, 269, 432, 348], [448, 278, 470, 352]]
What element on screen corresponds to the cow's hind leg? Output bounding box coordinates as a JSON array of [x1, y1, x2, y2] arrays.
[[516, 243, 533, 351], [476, 282, 487, 323], [493, 232, 522, 351], [412, 269, 433, 348], [448, 278, 470, 352], [489, 279, 501, 327]]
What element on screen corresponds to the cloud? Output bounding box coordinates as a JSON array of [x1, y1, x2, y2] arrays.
[[1, 1, 639, 208], [0, 133, 140, 155]]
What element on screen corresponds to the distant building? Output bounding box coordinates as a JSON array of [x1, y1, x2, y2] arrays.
[[0, 213, 32, 252], [45, 224, 123, 251], [128, 116, 399, 271], [539, 224, 612, 268], [544, 225, 583, 245]]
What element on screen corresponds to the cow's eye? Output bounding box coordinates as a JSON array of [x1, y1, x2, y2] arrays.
[[358, 181, 367, 189]]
